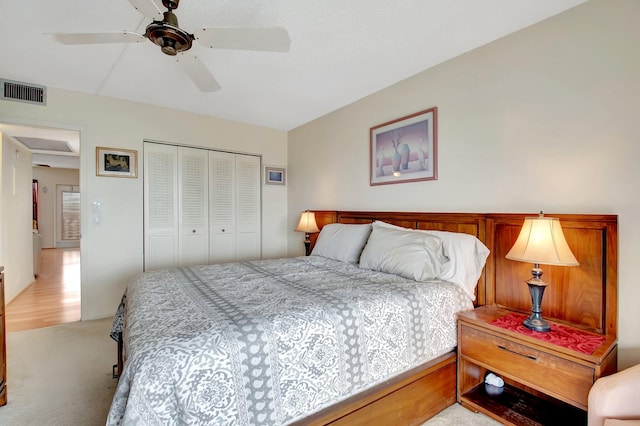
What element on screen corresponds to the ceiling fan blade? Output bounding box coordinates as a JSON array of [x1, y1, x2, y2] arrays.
[[48, 32, 146, 45], [195, 27, 291, 52], [127, 0, 163, 20], [178, 54, 221, 93]]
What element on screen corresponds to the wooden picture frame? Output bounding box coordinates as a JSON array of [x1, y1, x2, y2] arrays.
[[265, 166, 286, 186], [370, 107, 438, 186], [96, 147, 138, 178]]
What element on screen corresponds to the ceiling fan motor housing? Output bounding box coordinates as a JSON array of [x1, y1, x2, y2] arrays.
[[145, 10, 194, 56], [163, 0, 179, 10]]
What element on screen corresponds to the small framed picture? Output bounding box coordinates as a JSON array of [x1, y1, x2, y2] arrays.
[[96, 147, 138, 178], [265, 166, 286, 186]]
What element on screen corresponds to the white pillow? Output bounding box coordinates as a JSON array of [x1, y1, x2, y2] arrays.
[[359, 223, 448, 281], [310, 223, 372, 263], [427, 230, 490, 301], [373, 221, 489, 300]]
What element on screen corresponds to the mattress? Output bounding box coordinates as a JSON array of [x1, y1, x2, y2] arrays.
[[107, 256, 472, 425]]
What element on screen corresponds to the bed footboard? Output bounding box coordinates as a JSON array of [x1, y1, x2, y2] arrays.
[[297, 351, 457, 426]]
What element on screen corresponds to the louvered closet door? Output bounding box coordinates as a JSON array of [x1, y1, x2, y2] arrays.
[[144, 143, 179, 271], [235, 154, 261, 261], [209, 151, 236, 263], [178, 147, 209, 266], [209, 151, 261, 263]]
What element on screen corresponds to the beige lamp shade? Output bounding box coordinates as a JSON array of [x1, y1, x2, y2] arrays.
[[295, 211, 320, 233], [506, 214, 579, 266]]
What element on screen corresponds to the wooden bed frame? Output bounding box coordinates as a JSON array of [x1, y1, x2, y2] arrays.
[[115, 210, 617, 425], [295, 211, 617, 425]]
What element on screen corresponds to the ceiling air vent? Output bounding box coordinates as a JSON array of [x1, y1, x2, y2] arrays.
[[1, 78, 47, 105]]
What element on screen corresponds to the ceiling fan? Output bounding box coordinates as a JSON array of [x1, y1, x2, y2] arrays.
[[48, 0, 291, 92]]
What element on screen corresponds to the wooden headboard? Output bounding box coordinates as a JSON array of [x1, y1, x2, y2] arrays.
[[486, 214, 617, 337], [309, 211, 617, 338]]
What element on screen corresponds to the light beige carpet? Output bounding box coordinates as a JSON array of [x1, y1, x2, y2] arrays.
[[0, 318, 117, 425], [423, 403, 502, 425], [0, 318, 500, 425]]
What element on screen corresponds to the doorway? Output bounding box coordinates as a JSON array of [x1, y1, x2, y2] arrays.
[[0, 122, 81, 331]]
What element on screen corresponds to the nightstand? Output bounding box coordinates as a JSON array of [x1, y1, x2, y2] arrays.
[[457, 305, 617, 425]]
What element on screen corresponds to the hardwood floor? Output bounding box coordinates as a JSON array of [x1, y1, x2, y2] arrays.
[[5, 248, 81, 332]]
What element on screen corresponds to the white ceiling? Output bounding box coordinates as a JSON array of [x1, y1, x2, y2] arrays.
[[1, 0, 586, 158]]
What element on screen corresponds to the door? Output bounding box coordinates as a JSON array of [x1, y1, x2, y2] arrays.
[[209, 151, 261, 263], [145, 143, 210, 270], [56, 185, 80, 248], [178, 146, 209, 266], [209, 150, 236, 263], [235, 154, 261, 260], [145, 142, 261, 269], [144, 143, 179, 271]]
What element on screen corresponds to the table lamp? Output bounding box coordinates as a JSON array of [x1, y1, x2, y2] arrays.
[[505, 212, 579, 332], [295, 210, 320, 256]]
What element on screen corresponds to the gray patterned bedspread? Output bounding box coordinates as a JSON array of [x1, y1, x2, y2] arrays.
[[107, 256, 472, 425]]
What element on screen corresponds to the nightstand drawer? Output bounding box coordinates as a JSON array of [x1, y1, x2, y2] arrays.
[[460, 325, 593, 407]]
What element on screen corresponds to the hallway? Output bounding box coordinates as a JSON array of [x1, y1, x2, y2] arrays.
[[5, 248, 81, 332]]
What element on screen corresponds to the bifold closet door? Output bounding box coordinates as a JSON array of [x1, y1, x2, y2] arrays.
[[144, 143, 179, 271], [209, 151, 261, 263], [177, 147, 209, 266], [145, 143, 261, 270], [144, 144, 209, 270], [208, 150, 235, 263], [235, 154, 261, 261]]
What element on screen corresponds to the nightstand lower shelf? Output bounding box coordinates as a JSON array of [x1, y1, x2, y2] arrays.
[[461, 381, 587, 426]]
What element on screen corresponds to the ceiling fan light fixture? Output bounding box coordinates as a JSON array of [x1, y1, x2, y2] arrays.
[[145, 10, 193, 56], [160, 37, 177, 56]]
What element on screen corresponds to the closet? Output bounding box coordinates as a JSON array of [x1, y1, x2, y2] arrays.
[[144, 142, 261, 271]]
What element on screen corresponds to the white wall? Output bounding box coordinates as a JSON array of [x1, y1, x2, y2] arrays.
[[288, 0, 640, 368], [32, 167, 80, 249], [1, 133, 34, 301], [1, 90, 288, 320]]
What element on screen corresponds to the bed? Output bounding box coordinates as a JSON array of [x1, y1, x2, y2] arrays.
[[108, 211, 618, 425]]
